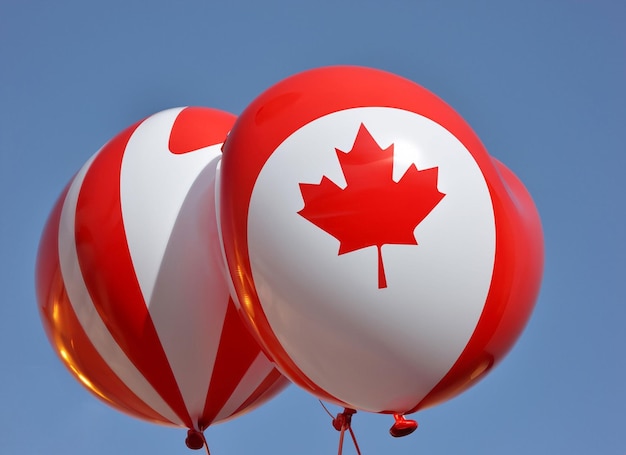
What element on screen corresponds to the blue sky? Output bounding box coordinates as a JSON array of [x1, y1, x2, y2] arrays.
[[1, 1, 625, 454]]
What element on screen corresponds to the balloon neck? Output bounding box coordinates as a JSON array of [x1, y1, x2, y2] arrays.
[[389, 414, 418, 438], [332, 407, 356, 431]]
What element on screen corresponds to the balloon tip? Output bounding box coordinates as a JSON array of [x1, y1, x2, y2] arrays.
[[332, 407, 357, 431], [389, 414, 418, 438], [185, 429, 205, 450]]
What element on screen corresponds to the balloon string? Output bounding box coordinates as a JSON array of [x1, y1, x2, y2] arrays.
[[201, 432, 211, 455], [337, 425, 362, 455], [337, 425, 346, 455], [348, 426, 362, 455], [319, 400, 335, 418], [318, 402, 362, 454]]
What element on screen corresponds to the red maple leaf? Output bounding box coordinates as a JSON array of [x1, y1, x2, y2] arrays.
[[298, 123, 445, 289]]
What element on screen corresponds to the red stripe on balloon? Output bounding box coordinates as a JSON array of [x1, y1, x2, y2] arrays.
[[168, 107, 235, 155], [73, 122, 192, 428], [36, 187, 174, 425], [412, 159, 543, 413], [230, 368, 287, 418], [197, 298, 260, 430]]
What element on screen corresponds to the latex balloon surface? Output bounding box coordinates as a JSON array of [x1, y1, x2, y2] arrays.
[[217, 66, 544, 415], [36, 107, 288, 433]]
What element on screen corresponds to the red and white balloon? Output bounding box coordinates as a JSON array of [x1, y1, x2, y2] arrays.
[[217, 66, 544, 432], [36, 107, 288, 449]]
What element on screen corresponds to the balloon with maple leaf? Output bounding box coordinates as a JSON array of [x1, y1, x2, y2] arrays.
[[217, 66, 544, 448]]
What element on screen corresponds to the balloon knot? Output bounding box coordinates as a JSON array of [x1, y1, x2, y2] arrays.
[[185, 429, 206, 451], [332, 407, 356, 431]]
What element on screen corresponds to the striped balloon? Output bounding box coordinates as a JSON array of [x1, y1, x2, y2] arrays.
[[35, 107, 288, 448]]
